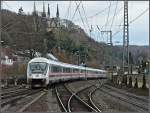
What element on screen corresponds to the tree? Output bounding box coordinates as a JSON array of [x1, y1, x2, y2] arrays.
[[142, 74, 146, 89], [128, 76, 132, 87], [78, 44, 89, 63], [18, 7, 24, 15], [44, 31, 57, 52], [129, 51, 134, 74], [134, 78, 138, 88]]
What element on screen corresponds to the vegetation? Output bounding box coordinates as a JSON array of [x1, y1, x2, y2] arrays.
[[134, 78, 138, 88], [1, 9, 149, 69]]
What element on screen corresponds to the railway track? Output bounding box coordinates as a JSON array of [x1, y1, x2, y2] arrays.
[[1, 85, 24, 93], [103, 84, 149, 103], [1, 87, 45, 112], [66, 84, 98, 112], [89, 81, 105, 112], [55, 85, 71, 112], [1, 85, 18, 89], [17, 90, 46, 112], [1, 88, 30, 99], [98, 86, 149, 112], [55, 80, 104, 112]]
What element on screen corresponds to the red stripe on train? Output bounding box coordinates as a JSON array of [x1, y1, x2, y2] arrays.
[[49, 73, 102, 77]]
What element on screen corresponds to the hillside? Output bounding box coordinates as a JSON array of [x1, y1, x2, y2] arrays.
[[1, 9, 149, 68]]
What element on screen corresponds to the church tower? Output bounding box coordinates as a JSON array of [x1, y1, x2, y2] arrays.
[[42, 2, 46, 18], [32, 1, 36, 16], [32, 1, 39, 32], [47, 4, 50, 18], [56, 4, 59, 19]]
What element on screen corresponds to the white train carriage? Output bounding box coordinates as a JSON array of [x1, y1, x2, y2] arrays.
[[27, 57, 107, 88]]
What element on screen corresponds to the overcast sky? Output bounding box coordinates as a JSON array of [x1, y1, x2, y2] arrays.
[[2, 1, 149, 45]]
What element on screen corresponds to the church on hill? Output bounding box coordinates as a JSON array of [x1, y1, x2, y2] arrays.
[[32, 2, 61, 32]]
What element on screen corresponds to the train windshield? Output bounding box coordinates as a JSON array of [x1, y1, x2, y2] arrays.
[[29, 62, 48, 74]]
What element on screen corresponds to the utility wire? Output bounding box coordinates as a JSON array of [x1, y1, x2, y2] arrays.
[[3, 1, 15, 11], [71, 1, 82, 22], [112, 7, 149, 37], [104, 1, 112, 30], [81, 2, 90, 31], [110, 1, 118, 30], [75, 1, 88, 33], [98, 6, 123, 33], [67, 1, 81, 28], [65, 1, 72, 20], [74, 2, 118, 22]]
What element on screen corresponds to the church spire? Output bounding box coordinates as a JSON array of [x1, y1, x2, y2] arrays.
[[32, 1, 36, 16], [47, 4, 50, 18], [42, 2, 46, 18], [56, 4, 59, 18], [34, 1, 36, 12]]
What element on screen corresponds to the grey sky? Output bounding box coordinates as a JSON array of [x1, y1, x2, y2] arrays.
[[2, 1, 149, 45]]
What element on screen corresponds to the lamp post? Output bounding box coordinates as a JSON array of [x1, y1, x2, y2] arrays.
[[75, 51, 80, 65]]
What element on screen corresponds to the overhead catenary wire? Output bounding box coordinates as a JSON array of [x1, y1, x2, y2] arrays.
[[104, 1, 112, 30], [100, 5, 123, 31], [71, 1, 82, 22], [110, 1, 118, 30], [65, 1, 72, 20], [74, 1, 88, 33], [67, 1, 81, 28], [112, 7, 149, 37], [81, 2, 90, 32], [74, 2, 118, 22], [3, 1, 15, 11]]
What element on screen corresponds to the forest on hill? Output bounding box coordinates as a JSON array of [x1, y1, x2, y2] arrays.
[[1, 9, 149, 69]]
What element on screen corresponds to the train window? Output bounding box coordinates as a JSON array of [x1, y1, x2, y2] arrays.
[[73, 68, 79, 72], [63, 67, 71, 73], [29, 62, 48, 74], [92, 71, 96, 74], [87, 71, 90, 73], [81, 69, 85, 73], [95, 71, 98, 74], [51, 65, 62, 72]]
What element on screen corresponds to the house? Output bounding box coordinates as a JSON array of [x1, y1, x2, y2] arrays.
[[1, 56, 13, 66], [1, 47, 13, 66]]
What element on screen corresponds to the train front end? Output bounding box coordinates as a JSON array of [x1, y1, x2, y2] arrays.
[[27, 58, 49, 88]]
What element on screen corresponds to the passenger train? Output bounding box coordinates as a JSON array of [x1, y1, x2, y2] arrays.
[[27, 57, 107, 88]]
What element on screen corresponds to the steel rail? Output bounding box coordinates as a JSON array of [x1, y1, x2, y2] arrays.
[[99, 88, 148, 111], [17, 91, 46, 112], [1, 89, 30, 99], [65, 84, 98, 112], [55, 87, 68, 112], [89, 87, 102, 112], [103, 85, 149, 103], [1, 89, 42, 107], [88, 79, 106, 112]]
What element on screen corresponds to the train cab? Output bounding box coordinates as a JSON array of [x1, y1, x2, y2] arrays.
[[27, 58, 50, 88]]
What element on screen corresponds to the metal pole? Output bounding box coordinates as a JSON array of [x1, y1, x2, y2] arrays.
[[110, 31, 113, 78], [148, 1, 150, 112], [101, 30, 112, 70], [123, 0, 129, 75], [0, 2, 2, 107], [123, 1, 125, 75], [126, 1, 129, 75]]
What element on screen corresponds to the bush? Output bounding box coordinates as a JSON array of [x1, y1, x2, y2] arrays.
[[134, 78, 138, 88], [128, 76, 132, 87], [142, 74, 146, 89]]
